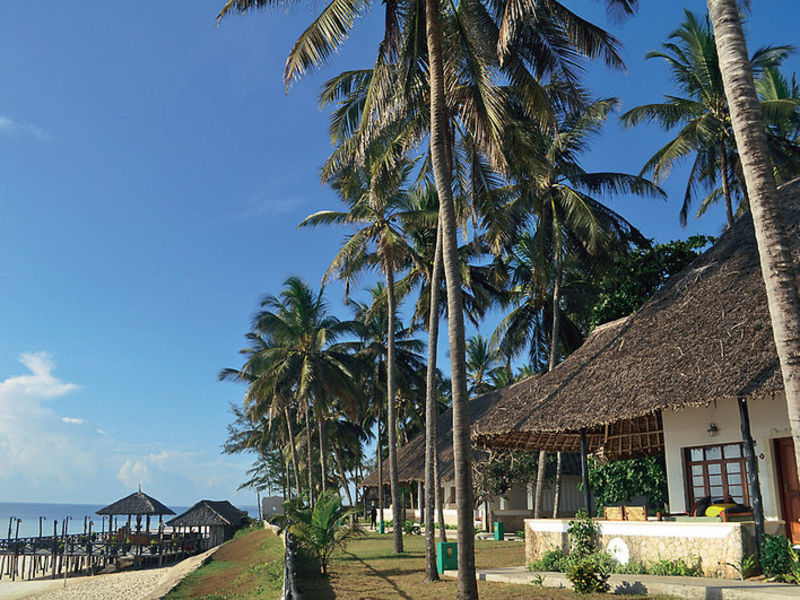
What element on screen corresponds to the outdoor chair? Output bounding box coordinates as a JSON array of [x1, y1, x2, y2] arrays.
[[603, 506, 625, 520], [624, 505, 647, 521]]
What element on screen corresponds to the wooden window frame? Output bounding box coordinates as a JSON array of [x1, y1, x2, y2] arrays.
[[683, 442, 750, 508]]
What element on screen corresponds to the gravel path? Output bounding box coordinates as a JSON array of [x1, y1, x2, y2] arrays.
[[27, 567, 170, 600]]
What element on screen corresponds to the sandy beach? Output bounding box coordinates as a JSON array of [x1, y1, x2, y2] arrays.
[[0, 566, 168, 600], [0, 546, 217, 600]]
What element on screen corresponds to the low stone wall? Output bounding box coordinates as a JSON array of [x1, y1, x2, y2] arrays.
[[493, 510, 534, 533], [525, 518, 784, 579]]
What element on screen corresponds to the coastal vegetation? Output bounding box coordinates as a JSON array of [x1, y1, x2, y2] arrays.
[[163, 526, 284, 600], [216, 0, 800, 594]]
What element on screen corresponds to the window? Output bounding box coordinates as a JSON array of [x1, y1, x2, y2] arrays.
[[684, 443, 750, 506]]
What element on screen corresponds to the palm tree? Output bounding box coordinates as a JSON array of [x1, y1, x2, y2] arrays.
[[621, 10, 798, 228], [246, 276, 362, 505], [221, 335, 304, 498], [275, 490, 364, 576], [465, 335, 500, 396], [706, 0, 800, 549], [300, 163, 431, 553], [218, 0, 640, 592], [493, 92, 659, 518]]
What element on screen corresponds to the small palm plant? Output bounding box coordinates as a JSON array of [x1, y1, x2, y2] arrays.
[[272, 490, 364, 576]]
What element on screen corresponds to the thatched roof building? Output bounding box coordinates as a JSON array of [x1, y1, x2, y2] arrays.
[[361, 392, 582, 488], [472, 178, 800, 460], [167, 500, 247, 529], [361, 392, 501, 488], [97, 490, 175, 516]]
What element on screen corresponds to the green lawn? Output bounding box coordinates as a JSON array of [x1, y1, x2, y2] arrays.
[[299, 532, 654, 599], [164, 526, 284, 600], [164, 528, 663, 599]]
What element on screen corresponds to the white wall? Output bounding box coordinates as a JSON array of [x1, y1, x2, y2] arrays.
[[526, 474, 587, 515], [662, 394, 790, 518]]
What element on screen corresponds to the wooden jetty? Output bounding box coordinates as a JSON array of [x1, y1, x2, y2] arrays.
[[0, 530, 204, 581], [0, 488, 208, 581]]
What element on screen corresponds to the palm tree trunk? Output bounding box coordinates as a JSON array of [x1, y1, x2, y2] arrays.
[[535, 253, 564, 517], [317, 408, 328, 494], [552, 452, 562, 519], [424, 222, 444, 581], [425, 0, 477, 594], [434, 450, 447, 543], [304, 403, 315, 507], [719, 139, 734, 228], [385, 261, 404, 553], [377, 407, 385, 526], [533, 451, 547, 518], [284, 406, 302, 498], [708, 0, 800, 541]]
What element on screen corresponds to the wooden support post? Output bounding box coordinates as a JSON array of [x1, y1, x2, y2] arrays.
[[738, 396, 765, 554], [51, 521, 57, 579], [580, 428, 592, 516]]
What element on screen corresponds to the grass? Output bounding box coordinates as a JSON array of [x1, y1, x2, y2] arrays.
[[162, 528, 665, 599], [163, 525, 284, 600], [298, 532, 656, 599]]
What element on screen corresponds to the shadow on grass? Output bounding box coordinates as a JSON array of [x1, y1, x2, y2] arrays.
[[339, 549, 414, 600], [296, 560, 336, 600]]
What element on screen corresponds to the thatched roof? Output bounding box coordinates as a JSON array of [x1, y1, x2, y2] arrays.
[[472, 178, 800, 459], [96, 491, 175, 516], [166, 500, 247, 528], [361, 392, 582, 487]]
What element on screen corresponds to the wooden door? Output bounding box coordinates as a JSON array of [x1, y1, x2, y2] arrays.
[[774, 437, 800, 544]]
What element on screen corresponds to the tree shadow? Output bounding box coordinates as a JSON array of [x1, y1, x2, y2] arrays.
[[339, 549, 414, 600]]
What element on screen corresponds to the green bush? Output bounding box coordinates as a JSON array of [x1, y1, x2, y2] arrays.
[[529, 547, 568, 572], [761, 534, 794, 578], [648, 555, 702, 577], [615, 560, 648, 575], [567, 510, 597, 558], [402, 521, 421, 535], [515, 530, 525, 540], [566, 558, 610, 594]]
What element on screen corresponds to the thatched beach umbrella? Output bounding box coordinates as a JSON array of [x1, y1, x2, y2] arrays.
[[97, 489, 175, 535]]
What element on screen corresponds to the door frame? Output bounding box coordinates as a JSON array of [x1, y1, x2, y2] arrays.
[[773, 437, 800, 544]]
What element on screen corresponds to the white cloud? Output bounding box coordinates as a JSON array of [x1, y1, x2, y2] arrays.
[[0, 115, 52, 143], [0, 352, 254, 505], [117, 459, 150, 488]]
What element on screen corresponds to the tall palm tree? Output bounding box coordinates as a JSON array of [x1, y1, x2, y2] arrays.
[[621, 10, 798, 228], [465, 335, 499, 396], [706, 0, 800, 548], [493, 92, 659, 518], [221, 334, 304, 497], [245, 276, 361, 505], [218, 0, 640, 592], [300, 163, 431, 553]]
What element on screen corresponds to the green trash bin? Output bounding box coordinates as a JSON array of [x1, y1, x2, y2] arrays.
[[436, 541, 458, 574], [378, 521, 385, 534], [493, 521, 504, 541]]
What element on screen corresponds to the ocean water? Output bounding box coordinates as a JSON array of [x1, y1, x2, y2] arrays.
[[0, 502, 258, 539]]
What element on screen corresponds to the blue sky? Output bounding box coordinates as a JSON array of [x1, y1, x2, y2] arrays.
[[0, 2, 796, 506]]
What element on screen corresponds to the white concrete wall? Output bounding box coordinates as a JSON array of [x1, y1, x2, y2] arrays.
[[662, 394, 790, 518], [526, 474, 587, 516]]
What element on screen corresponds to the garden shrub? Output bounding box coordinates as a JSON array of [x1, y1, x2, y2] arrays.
[[761, 534, 793, 578], [566, 558, 610, 594], [529, 547, 567, 572], [567, 510, 597, 558], [648, 555, 702, 577]]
